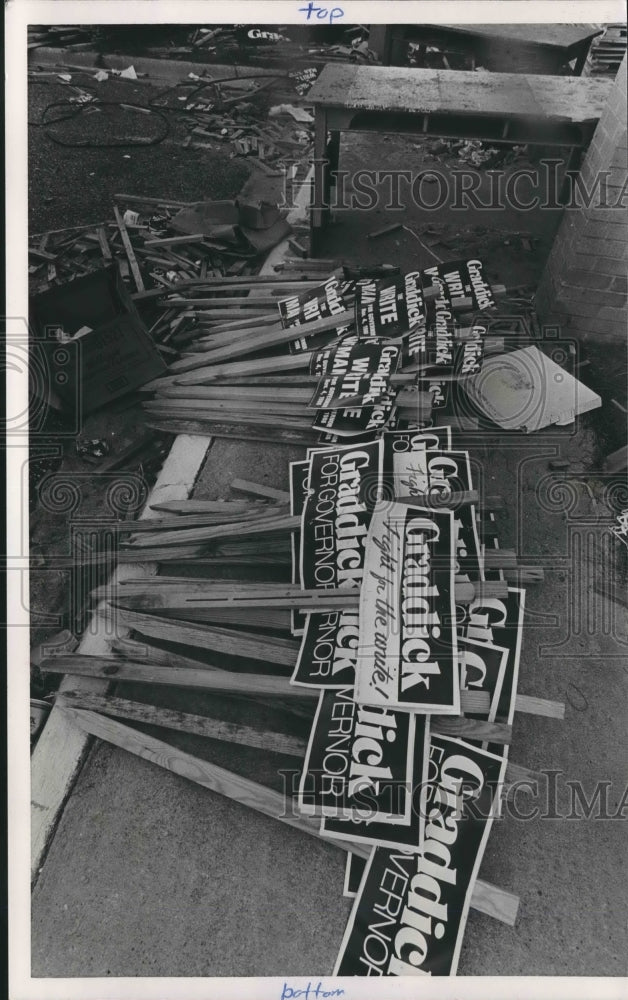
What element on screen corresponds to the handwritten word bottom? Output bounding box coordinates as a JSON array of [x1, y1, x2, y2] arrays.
[[281, 982, 345, 1000]]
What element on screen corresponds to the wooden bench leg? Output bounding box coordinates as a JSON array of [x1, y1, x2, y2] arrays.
[[311, 106, 328, 255]]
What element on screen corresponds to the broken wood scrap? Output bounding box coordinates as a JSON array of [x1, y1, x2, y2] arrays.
[[113, 205, 145, 293]]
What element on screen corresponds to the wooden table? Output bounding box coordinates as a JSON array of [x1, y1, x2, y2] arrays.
[[308, 65, 612, 246], [369, 23, 603, 75]]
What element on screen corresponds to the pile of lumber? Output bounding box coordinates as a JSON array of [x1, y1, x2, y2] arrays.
[[42, 427, 561, 976]]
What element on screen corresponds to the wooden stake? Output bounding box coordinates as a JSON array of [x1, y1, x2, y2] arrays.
[[58, 692, 306, 757], [231, 479, 291, 503], [122, 512, 301, 549], [59, 706, 518, 923], [113, 205, 144, 292]]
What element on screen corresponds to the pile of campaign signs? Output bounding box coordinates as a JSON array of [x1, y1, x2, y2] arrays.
[[289, 426, 527, 977], [143, 258, 513, 444], [48, 256, 566, 979]]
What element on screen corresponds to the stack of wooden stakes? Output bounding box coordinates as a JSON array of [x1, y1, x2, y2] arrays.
[[141, 257, 516, 445]]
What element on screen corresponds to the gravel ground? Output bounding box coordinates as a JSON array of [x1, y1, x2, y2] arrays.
[[28, 74, 252, 233]]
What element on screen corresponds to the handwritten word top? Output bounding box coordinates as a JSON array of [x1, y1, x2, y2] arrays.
[[298, 4, 345, 24]]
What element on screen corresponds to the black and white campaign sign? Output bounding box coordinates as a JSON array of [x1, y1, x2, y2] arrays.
[[321, 714, 431, 852], [433, 258, 496, 312], [292, 608, 360, 688], [454, 322, 486, 378], [402, 269, 454, 370], [298, 688, 417, 823], [456, 586, 525, 728], [458, 635, 508, 725], [278, 275, 352, 353], [388, 448, 482, 585], [382, 427, 452, 482], [344, 852, 367, 899], [419, 377, 451, 411], [310, 339, 401, 411], [354, 503, 459, 713], [333, 734, 506, 977], [292, 442, 382, 687], [355, 272, 426, 340], [299, 441, 383, 592], [289, 460, 311, 636], [313, 394, 396, 438], [278, 275, 348, 328]]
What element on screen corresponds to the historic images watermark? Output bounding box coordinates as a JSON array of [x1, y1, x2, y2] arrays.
[[278, 769, 628, 823], [280, 159, 628, 213]]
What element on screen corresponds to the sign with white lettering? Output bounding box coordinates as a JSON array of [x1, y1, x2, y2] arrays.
[[456, 587, 525, 760], [322, 713, 431, 851], [289, 460, 311, 636], [382, 427, 452, 482], [432, 258, 496, 312], [354, 503, 459, 713], [292, 442, 383, 687], [313, 394, 397, 437], [310, 339, 401, 410], [334, 734, 506, 977], [298, 688, 420, 823], [355, 273, 426, 340], [393, 449, 482, 584], [278, 275, 351, 353]]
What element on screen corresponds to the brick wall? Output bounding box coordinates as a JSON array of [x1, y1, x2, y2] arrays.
[[535, 55, 627, 341]]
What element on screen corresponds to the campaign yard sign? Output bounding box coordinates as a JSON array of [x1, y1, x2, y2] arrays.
[[289, 460, 311, 636], [432, 258, 496, 312], [355, 272, 425, 340], [354, 503, 459, 714], [391, 448, 482, 584], [321, 713, 431, 852], [278, 275, 352, 353], [310, 339, 401, 411], [292, 441, 382, 688], [298, 687, 418, 824], [334, 734, 507, 977], [456, 586, 526, 730]]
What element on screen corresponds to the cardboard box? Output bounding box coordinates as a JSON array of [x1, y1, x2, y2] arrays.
[[30, 265, 166, 414]]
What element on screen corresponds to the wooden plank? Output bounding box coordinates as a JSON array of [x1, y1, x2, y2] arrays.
[[431, 717, 512, 743], [108, 582, 506, 611], [149, 499, 275, 514], [470, 879, 519, 927], [44, 654, 492, 716], [122, 512, 301, 549], [60, 707, 517, 922], [231, 479, 291, 503], [30, 434, 211, 881], [104, 610, 299, 664], [173, 353, 314, 383], [57, 692, 306, 757], [143, 406, 318, 430], [113, 205, 144, 292], [108, 639, 313, 720], [96, 226, 112, 262], [515, 694, 565, 719], [307, 64, 611, 126], [145, 419, 321, 447]]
